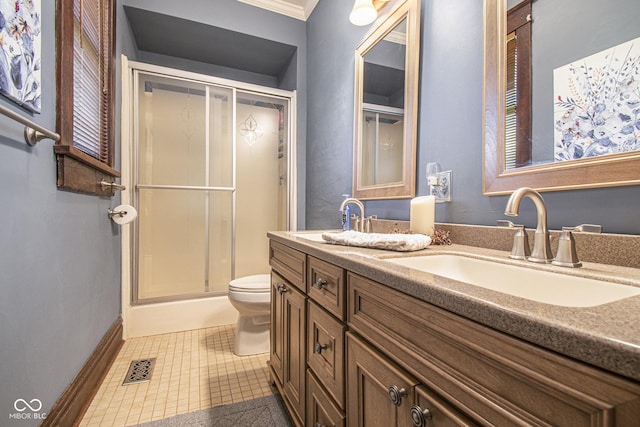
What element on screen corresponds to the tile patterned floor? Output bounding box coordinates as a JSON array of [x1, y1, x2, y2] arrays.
[[79, 324, 273, 426]]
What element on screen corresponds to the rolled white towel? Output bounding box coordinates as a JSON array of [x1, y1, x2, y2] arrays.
[[321, 230, 431, 252]]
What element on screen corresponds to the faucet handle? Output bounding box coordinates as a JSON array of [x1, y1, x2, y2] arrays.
[[552, 224, 600, 268], [564, 224, 602, 233], [499, 220, 531, 260], [508, 224, 531, 260], [552, 228, 582, 268], [362, 215, 377, 233]]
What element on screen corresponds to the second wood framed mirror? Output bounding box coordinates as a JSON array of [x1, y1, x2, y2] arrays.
[[353, 0, 420, 200], [483, 0, 640, 195]]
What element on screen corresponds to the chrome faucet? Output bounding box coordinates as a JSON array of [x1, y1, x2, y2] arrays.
[[339, 197, 366, 232], [504, 187, 553, 263]]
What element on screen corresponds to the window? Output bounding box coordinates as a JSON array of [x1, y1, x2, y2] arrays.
[[55, 0, 118, 195], [505, 0, 532, 169]]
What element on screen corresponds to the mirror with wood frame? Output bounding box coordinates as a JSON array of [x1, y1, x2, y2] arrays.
[[483, 0, 640, 195], [353, 0, 420, 200]]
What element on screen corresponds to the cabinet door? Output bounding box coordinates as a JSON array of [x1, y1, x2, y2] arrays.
[[270, 271, 286, 384], [307, 369, 346, 427], [346, 333, 417, 427], [283, 282, 307, 424]]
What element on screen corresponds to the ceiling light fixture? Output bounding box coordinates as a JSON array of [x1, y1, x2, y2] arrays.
[[349, 0, 377, 26]]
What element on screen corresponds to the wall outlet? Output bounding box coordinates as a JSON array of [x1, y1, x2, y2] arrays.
[[429, 170, 452, 202]]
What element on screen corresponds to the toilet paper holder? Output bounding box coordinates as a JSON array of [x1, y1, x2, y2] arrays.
[[108, 204, 138, 225], [108, 208, 128, 219]]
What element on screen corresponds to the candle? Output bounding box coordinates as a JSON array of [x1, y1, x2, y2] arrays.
[[410, 196, 435, 235]]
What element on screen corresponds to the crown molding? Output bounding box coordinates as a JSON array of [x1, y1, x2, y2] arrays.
[[238, 0, 320, 21]]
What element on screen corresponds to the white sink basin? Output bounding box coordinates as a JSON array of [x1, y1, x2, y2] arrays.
[[290, 232, 328, 243], [386, 254, 640, 307]]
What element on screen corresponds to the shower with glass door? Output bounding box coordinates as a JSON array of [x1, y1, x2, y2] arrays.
[[131, 70, 291, 303]]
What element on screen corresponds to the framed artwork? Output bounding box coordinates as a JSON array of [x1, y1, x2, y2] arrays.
[[554, 36, 640, 162], [0, 0, 41, 113]]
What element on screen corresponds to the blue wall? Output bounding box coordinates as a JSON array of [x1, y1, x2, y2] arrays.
[[306, 0, 368, 228], [306, 0, 640, 235], [0, 1, 136, 424]]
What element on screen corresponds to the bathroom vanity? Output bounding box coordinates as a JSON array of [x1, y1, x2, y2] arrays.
[[267, 228, 640, 426]]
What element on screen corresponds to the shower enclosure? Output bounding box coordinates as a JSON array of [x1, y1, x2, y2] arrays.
[[131, 69, 292, 304]]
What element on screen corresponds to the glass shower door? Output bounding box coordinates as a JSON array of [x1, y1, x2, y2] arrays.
[[133, 72, 234, 301]]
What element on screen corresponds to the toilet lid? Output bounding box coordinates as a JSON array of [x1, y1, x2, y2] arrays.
[[229, 274, 271, 292]]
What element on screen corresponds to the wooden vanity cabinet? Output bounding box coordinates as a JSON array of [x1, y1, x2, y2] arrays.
[[269, 237, 640, 426], [269, 242, 307, 426], [348, 272, 640, 426]]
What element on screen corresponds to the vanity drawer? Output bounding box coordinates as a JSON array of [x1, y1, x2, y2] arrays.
[[347, 272, 640, 426], [306, 369, 345, 427], [307, 256, 346, 320], [307, 300, 346, 408], [414, 385, 478, 427], [269, 240, 306, 291]]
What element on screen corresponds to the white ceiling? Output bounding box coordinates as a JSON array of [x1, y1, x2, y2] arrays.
[[237, 0, 321, 21]]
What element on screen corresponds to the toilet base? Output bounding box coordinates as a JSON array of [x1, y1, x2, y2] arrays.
[[233, 315, 270, 356]]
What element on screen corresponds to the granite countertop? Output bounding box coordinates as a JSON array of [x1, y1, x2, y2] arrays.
[[268, 230, 640, 382]]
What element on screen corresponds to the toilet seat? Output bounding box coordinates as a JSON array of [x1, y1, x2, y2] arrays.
[[229, 274, 270, 293]]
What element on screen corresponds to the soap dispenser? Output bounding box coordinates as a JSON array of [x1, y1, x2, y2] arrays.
[[342, 194, 351, 231]]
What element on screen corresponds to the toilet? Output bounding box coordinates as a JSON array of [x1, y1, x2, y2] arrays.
[[227, 274, 271, 356]]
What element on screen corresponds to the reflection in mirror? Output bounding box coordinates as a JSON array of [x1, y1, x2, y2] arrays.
[[483, 0, 640, 195], [505, 0, 532, 169], [361, 109, 404, 185], [353, 0, 420, 200], [361, 18, 406, 187]]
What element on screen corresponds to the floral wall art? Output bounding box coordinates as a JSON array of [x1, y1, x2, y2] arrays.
[[554, 36, 640, 162], [0, 0, 41, 113]]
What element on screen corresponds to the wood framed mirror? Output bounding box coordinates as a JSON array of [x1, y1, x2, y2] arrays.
[[353, 0, 420, 200], [483, 0, 640, 195]]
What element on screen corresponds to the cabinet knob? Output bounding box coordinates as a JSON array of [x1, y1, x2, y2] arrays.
[[388, 385, 407, 406], [314, 341, 329, 354], [410, 405, 432, 426], [314, 278, 327, 289], [276, 284, 288, 294]]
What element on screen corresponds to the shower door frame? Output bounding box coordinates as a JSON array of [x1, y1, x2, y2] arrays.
[[126, 59, 297, 306]]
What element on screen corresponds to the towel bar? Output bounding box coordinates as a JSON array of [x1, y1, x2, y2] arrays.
[[0, 103, 60, 145]]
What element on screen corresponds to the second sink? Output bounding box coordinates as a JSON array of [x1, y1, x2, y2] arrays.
[[385, 254, 640, 307]]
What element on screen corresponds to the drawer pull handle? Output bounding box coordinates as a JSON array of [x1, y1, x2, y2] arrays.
[[314, 341, 329, 354], [388, 385, 407, 406], [276, 284, 288, 294], [410, 405, 432, 426], [315, 423, 327, 427], [314, 278, 327, 289]]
